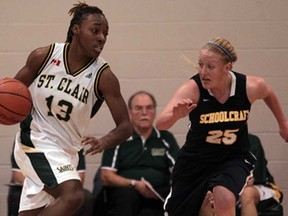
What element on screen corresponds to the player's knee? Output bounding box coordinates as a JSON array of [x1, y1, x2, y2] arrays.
[[73, 188, 85, 206], [63, 188, 85, 210], [214, 190, 235, 210], [218, 196, 235, 207], [240, 187, 259, 205]]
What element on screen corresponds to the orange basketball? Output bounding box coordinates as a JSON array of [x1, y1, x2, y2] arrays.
[[0, 78, 32, 125]]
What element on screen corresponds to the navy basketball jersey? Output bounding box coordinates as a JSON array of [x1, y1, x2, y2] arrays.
[[181, 71, 251, 162]]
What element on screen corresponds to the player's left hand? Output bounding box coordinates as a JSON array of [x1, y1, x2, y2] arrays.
[[81, 136, 105, 155]]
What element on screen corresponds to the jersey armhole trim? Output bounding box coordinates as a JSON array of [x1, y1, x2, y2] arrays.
[[37, 43, 55, 75], [94, 63, 109, 100]]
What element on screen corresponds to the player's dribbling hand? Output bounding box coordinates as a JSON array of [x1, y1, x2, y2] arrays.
[[81, 136, 105, 155]]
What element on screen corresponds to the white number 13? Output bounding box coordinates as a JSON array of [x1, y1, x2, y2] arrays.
[[206, 129, 239, 145]]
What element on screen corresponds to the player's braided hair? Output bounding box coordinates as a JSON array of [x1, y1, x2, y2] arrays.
[[66, 1, 105, 43]]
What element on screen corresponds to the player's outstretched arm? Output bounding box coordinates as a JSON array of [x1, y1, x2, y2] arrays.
[[247, 76, 288, 142], [156, 79, 198, 130]]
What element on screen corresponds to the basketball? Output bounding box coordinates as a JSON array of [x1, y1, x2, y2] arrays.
[[0, 78, 32, 125]]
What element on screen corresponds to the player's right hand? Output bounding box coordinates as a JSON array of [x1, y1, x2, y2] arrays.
[[173, 99, 197, 119]]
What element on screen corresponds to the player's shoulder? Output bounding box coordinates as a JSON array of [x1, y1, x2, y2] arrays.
[[25, 44, 56, 73], [246, 75, 266, 86], [30, 45, 52, 59]]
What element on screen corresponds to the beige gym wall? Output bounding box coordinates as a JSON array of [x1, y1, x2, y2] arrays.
[[0, 0, 287, 214]]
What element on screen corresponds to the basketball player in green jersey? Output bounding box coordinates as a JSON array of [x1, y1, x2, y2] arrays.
[[13, 2, 132, 216]]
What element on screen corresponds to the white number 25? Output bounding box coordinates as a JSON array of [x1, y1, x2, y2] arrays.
[[206, 129, 239, 145]]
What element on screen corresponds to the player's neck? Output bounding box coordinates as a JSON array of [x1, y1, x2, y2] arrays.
[[209, 74, 232, 103]]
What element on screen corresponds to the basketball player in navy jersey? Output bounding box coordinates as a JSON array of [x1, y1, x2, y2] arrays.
[[156, 37, 288, 216], [12, 2, 132, 216]]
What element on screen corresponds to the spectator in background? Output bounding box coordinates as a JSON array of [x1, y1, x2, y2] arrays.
[[7, 148, 94, 216], [99, 91, 180, 216]]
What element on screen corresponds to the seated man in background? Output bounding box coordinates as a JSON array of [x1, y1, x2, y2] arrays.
[[100, 91, 180, 216], [199, 133, 283, 216], [7, 148, 94, 216]]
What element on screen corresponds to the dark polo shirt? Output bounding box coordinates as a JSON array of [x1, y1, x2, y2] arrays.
[[101, 128, 179, 186]]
